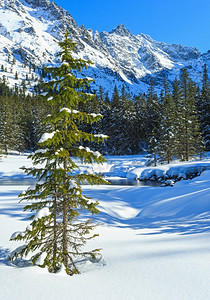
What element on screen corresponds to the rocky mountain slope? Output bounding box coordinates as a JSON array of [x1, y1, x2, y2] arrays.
[[0, 0, 209, 95]]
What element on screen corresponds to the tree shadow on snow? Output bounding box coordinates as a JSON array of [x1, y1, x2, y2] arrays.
[[0, 189, 31, 221], [89, 211, 210, 235], [0, 246, 33, 268], [0, 206, 30, 221], [0, 247, 11, 267], [0, 172, 35, 186]]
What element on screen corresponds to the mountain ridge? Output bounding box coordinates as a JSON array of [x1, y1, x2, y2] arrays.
[[0, 0, 209, 95]]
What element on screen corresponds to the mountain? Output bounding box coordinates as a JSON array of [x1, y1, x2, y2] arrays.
[[0, 0, 209, 95]]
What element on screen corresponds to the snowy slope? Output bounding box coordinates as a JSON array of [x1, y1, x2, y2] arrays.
[[0, 0, 209, 95], [0, 154, 210, 300]]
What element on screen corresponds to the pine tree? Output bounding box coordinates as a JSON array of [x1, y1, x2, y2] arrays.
[[0, 94, 17, 154], [98, 85, 104, 108], [104, 92, 111, 107], [199, 64, 210, 150], [10, 32, 107, 275], [133, 93, 147, 151], [118, 87, 137, 154], [177, 69, 204, 160], [171, 78, 183, 158], [157, 78, 176, 163], [111, 85, 120, 109], [106, 85, 136, 154], [146, 78, 161, 165], [0, 82, 30, 153], [106, 86, 121, 154]]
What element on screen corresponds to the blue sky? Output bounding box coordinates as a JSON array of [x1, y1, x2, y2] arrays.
[[55, 0, 210, 53]]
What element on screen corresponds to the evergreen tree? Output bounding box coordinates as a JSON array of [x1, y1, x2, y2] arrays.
[[104, 92, 111, 107], [11, 98, 26, 153], [98, 86, 104, 107], [157, 78, 176, 163], [133, 93, 148, 150], [146, 78, 161, 165], [105, 85, 137, 154], [118, 88, 138, 154], [177, 69, 204, 160], [199, 64, 210, 150], [0, 94, 18, 154], [106, 86, 121, 154], [10, 32, 107, 275], [111, 85, 120, 109]]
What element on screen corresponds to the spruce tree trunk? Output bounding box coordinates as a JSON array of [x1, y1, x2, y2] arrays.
[[62, 188, 68, 271], [167, 138, 170, 164], [62, 119, 69, 272], [154, 152, 157, 166], [53, 173, 57, 272], [183, 72, 189, 161], [185, 118, 189, 161], [167, 154, 170, 164]]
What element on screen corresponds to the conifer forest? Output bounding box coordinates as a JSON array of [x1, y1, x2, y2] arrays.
[[0, 61, 209, 164]]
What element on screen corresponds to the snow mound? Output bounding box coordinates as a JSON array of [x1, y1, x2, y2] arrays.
[[127, 161, 210, 182], [99, 200, 141, 220]]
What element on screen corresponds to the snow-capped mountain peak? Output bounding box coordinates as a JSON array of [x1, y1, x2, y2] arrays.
[[0, 0, 209, 95], [110, 24, 132, 36]]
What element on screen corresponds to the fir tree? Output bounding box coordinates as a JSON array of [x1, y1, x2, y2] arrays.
[[10, 32, 107, 275], [146, 78, 161, 165], [111, 85, 120, 109], [0, 94, 17, 154], [104, 92, 111, 107], [133, 93, 148, 150], [177, 69, 204, 160], [157, 78, 176, 163], [199, 64, 210, 150], [106, 86, 136, 154]]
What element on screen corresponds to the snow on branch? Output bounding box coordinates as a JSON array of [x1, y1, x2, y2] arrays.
[[94, 134, 108, 138], [38, 131, 57, 143], [34, 207, 50, 221], [89, 113, 102, 118], [34, 149, 49, 154], [10, 231, 26, 240], [78, 146, 101, 158], [60, 108, 79, 114], [93, 151, 101, 158]]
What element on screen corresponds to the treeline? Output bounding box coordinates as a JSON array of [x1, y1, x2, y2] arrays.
[[0, 66, 209, 164], [81, 66, 209, 164], [0, 76, 48, 154]]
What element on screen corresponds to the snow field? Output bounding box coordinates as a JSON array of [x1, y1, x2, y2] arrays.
[[0, 154, 210, 299]]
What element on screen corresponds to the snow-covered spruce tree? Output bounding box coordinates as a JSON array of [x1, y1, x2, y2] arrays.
[[10, 32, 107, 275], [172, 78, 184, 159], [105, 86, 138, 155], [199, 64, 210, 150], [146, 78, 161, 165], [157, 78, 176, 164], [133, 93, 147, 145], [177, 69, 204, 161]]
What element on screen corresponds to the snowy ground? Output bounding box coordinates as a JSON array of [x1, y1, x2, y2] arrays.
[[0, 153, 210, 300]]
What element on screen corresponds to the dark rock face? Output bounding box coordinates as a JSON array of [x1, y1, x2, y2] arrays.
[[24, 0, 50, 8], [110, 24, 132, 37]]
